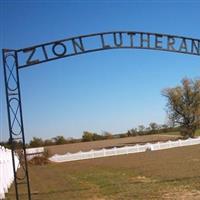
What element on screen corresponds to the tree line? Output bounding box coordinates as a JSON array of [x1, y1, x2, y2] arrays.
[[0, 123, 179, 148], [1, 78, 200, 148]]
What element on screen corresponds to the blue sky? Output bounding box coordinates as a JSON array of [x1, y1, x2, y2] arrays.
[[1, 0, 200, 142]]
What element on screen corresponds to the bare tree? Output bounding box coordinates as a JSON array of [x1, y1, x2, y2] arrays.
[[162, 78, 200, 137]]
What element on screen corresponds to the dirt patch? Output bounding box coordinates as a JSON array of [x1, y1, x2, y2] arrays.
[[192, 158, 200, 162], [89, 198, 107, 200], [162, 188, 200, 200], [130, 176, 157, 183], [29, 156, 49, 165]]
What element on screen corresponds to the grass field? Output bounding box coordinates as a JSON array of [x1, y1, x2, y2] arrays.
[[6, 135, 200, 200], [195, 129, 200, 136]]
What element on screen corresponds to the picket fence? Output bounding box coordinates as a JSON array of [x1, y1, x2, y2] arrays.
[[0, 146, 19, 200], [26, 147, 44, 161], [49, 137, 200, 163]]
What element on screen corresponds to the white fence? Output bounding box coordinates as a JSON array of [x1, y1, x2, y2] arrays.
[[26, 147, 44, 161], [49, 137, 200, 163], [0, 146, 19, 200]]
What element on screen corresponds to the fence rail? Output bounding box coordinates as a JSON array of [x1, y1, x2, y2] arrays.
[[0, 146, 19, 200], [26, 147, 44, 161], [49, 137, 200, 163]]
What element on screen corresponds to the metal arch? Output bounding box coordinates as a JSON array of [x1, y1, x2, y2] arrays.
[[2, 31, 200, 200], [14, 31, 200, 69]]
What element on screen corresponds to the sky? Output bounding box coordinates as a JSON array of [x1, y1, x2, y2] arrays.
[[1, 0, 200, 142]]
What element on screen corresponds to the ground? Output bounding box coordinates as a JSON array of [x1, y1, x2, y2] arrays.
[[6, 135, 200, 200]]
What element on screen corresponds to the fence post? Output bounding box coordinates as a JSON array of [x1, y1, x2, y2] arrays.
[[0, 146, 6, 200], [125, 146, 129, 154], [168, 140, 172, 148], [136, 144, 140, 152], [178, 139, 182, 146], [114, 147, 117, 155], [103, 148, 106, 157], [91, 150, 95, 158], [79, 151, 83, 160], [0, 146, 18, 200], [157, 142, 160, 149]]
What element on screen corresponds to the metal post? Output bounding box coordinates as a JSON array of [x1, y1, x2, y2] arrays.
[[2, 49, 31, 200]]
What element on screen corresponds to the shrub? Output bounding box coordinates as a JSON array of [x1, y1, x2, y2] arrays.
[[28, 149, 50, 165]]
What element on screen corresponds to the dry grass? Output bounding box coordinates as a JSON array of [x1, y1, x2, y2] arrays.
[[46, 134, 180, 155], [6, 141, 200, 200], [28, 156, 49, 166]]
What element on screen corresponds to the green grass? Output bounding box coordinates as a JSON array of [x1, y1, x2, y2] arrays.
[[6, 144, 200, 200], [161, 129, 200, 137], [195, 129, 200, 136], [7, 166, 200, 200]]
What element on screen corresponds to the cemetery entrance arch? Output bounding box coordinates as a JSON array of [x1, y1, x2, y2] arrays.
[[2, 31, 200, 200]]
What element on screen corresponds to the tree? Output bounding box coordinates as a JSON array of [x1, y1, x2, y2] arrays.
[[82, 131, 94, 142], [145, 127, 151, 134], [52, 136, 66, 145], [162, 78, 200, 137], [128, 128, 137, 136], [138, 125, 145, 132], [149, 122, 159, 134], [44, 139, 54, 146], [102, 131, 113, 139], [29, 137, 44, 147], [161, 124, 170, 133], [92, 133, 103, 141], [138, 125, 145, 135]]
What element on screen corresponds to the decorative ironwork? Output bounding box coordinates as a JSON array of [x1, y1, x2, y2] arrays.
[[2, 49, 31, 200], [2, 31, 200, 200]]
